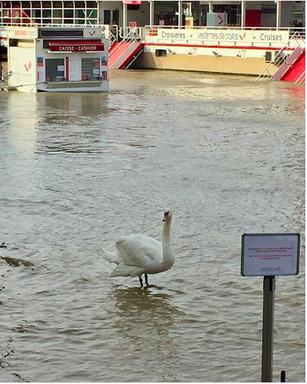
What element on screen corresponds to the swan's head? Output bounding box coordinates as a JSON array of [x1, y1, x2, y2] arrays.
[[163, 210, 172, 223]]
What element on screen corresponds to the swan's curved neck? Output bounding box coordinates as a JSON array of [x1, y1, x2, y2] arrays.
[[162, 219, 174, 265]]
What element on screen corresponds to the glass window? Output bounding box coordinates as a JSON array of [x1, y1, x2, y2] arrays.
[[45, 58, 65, 82], [32, 9, 41, 24], [75, 2, 85, 8], [52, 9, 62, 24], [64, 9, 73, 24], [75, 8, 85, 24], [87, 9, 97, 18], [43, 10, 51, 18], [53, 1, 62, 8], [81, 58, 100, 81], [104, 10, 111, 25], [112, 9, 119, 25]]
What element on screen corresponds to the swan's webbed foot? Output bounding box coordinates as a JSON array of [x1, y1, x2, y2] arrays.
[[145, 273, 149, 286], [138, 276, 143, 288]]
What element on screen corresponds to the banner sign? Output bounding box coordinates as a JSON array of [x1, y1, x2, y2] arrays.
[[7, 26, 38, 39], [241, 234, 300, 276], [47, 39, 104, 52], [156, 28, 290, 46]]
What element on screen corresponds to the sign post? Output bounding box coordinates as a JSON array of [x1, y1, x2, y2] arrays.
[[261, 275, 275, 382], [241, 233, 300, 382]]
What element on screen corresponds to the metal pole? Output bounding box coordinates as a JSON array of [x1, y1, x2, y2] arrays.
[[209, 1, 213, 13], [276, 0, 281, 30], [261, 276, 275, 382], [149, 0, 154, 27], [178, 1, 182, 27], [241, 0, 246, 30], [123, 2, 127, 35]]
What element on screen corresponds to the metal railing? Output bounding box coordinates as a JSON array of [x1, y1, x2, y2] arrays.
[[143, 24, 305, 35], [256, 47, 289, 80], [109, 28, 142, 57], [257, 32, 305, 81], [0, 3, 99, 26], [119, 26, 144, 41], [295, 70, 305, 84]]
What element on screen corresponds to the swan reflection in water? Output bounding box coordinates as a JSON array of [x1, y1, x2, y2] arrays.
[[111, 286, 185, 381]]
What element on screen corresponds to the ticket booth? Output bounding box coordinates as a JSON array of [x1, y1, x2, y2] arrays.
[[7, 26, 109, 93]]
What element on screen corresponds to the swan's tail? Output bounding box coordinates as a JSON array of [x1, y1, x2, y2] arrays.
[[100, 246, 120, 265]]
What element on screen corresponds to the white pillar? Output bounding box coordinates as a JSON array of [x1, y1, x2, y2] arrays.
[[149, 0, 154, 26], [209, 1, 213, 13], [178, 1, 182, 27], [72, 0, 75, 26], [61, 0, 64, 26], [123, 2, 127, 33], [241, 0, 246, 29], [276, 0, 281, 30], [30, 0, 33, 24]]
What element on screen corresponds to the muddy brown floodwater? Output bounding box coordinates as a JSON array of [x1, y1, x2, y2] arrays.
[[0, 70, 304, 382]]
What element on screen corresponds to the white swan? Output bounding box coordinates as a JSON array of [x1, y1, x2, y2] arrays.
[[103, 210, 175, 287]]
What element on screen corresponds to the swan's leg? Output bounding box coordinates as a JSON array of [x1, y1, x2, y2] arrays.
[[138, 275, 143, 288], [144, 273, 149, 286]]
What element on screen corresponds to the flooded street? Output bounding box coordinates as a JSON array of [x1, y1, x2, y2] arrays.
[[0, 70, 304, 382]]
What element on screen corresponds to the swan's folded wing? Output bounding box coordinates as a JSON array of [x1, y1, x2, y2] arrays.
[[115, 234, 162, 266], [101, 247, 120, 265], [111, 263, 144, 277]]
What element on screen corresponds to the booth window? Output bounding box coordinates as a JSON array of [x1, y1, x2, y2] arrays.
[[81, 58, 100, 80], [45, 58, 65, 82]]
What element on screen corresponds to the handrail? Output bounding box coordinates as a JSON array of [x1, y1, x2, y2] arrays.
[[108, 24, 119, 44], [256, 47, 287, 81], [257, 32, 305, 81], [295, 70, 305, 84], [119, 26, 144, 40], [109, 28, 142, 58], [125, 48, 143, 69]]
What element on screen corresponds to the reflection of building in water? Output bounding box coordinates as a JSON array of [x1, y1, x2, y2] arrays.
[[6, 92, 37, 154], [34, 93, 109, 155], [111, 287, 184, 381], [38, 92, 109, 118], [4, 93, 38, 195]]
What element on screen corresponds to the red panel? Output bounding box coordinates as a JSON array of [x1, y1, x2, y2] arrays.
[[245, 10, 261, 27], [282, 51, 305, 82], [47, 39, 104, 52]]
